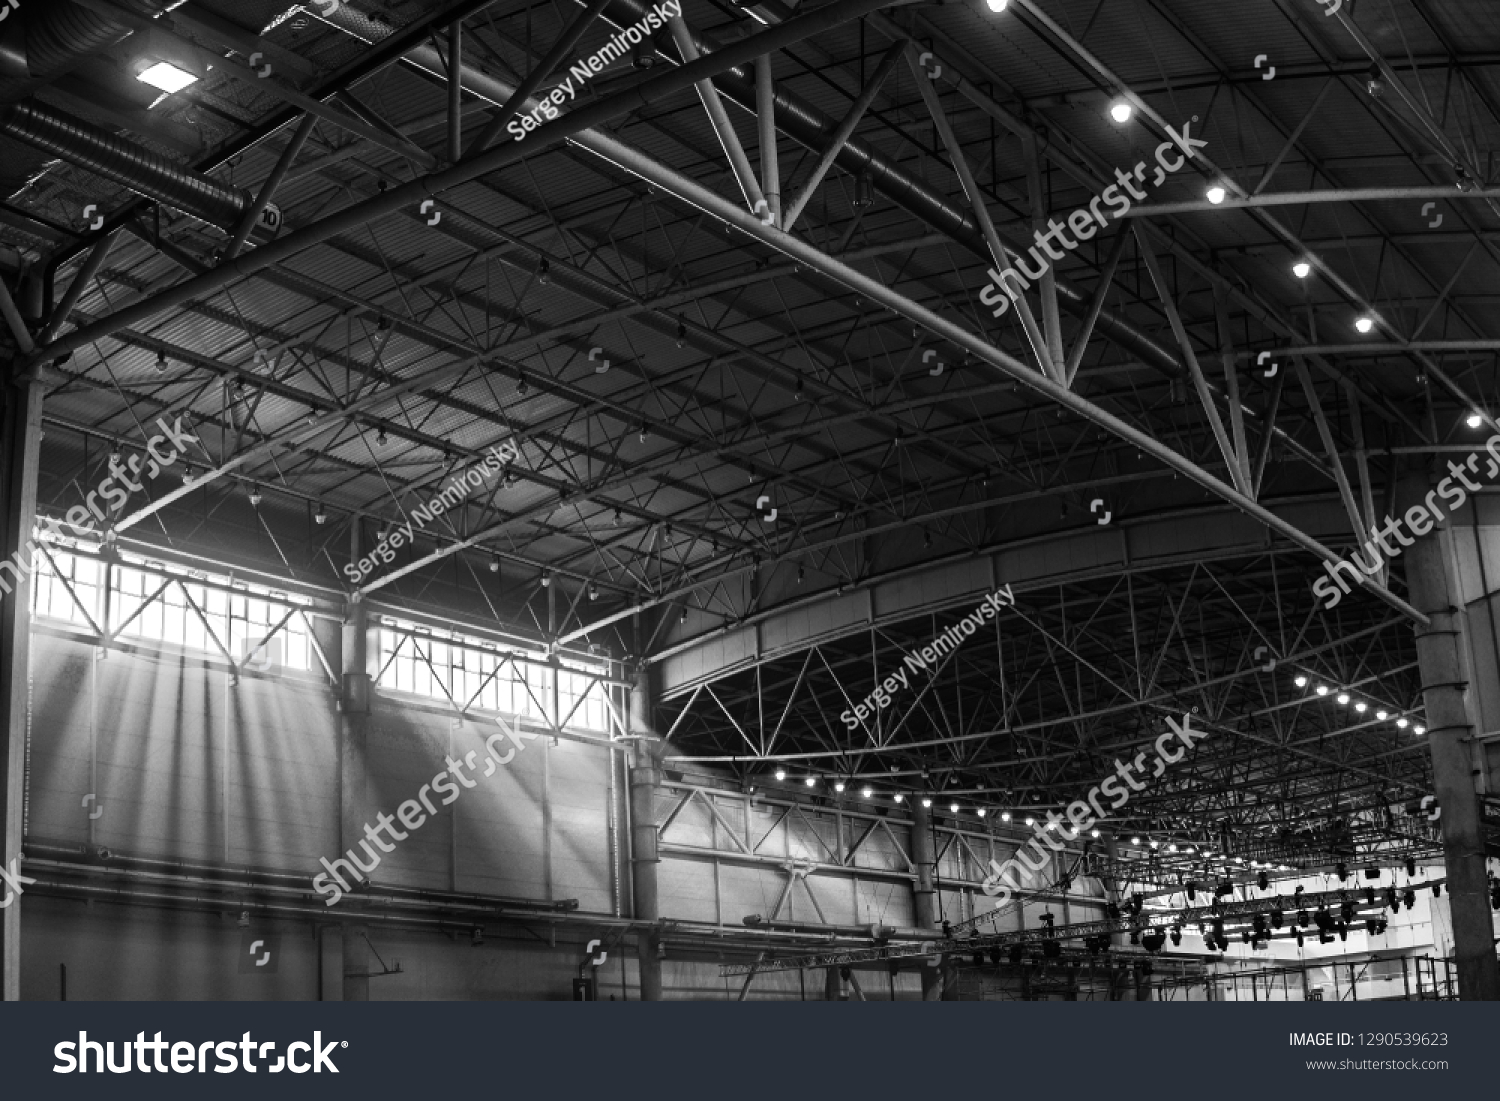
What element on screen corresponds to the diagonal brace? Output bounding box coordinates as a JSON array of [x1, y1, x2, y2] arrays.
[[1134, 225, 1248, 495], [905, 43, 1057, 380]]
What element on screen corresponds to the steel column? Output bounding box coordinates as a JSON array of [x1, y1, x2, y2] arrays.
[[1399, 475, 1500, 1001], [629, 669, 665, 1000], [340, 523, 373, 1002], [0, 361, 41, 1001]]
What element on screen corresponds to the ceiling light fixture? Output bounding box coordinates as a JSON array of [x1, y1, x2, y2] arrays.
[[985, 0, 1009, 11], [1415, 725, 1426, 735], [1109, 101, 1132, 124], [805, 777, 817, 787], [774, 767, 786, 781], [1468, 412, 1484, 428], [1205, 186, 1227, 205], [861, 786, 873, 798], [1355, 316, 1375, 334], [834, 781, 846, 793], [1354, 701, 1367, 713], [1293, 261, 1312, 279], [921, 797, 932, 808], [1294, 675, 1308, 687], [137, 60, 200, 94], [1396, 718, 1409, 729], [1316, 684, 1330, 696], [1336, 692, 1351, 705]]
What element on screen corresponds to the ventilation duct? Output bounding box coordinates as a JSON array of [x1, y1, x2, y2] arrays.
[[0, 0, 179, 199], [0, 99, 249, 229]]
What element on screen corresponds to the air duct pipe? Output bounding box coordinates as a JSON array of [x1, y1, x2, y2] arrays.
[[0, 100, 250, 229], [0, 0, 178, 198]]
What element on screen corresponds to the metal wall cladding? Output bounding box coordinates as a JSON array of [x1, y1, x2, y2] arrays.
[[26, 633, 339, 867]]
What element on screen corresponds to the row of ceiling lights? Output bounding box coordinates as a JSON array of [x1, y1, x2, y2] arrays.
[[768, 767, 1104, 831], [1292, 675, 1424, 735]]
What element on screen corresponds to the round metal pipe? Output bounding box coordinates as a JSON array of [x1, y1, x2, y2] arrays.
[[579, 136, 1429, 627]]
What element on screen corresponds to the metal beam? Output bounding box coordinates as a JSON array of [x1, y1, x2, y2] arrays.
[[1133, 226, 1248, 495], [1252, 78, 1336, 196], [1214, 286, 1252, 495], [781, 39, 904, 232], [904, 42, 1057, 379], [38, 0, 905, 366], [669, 14, 769, 216], [1064, 230, 1128, 386], [464, 0, 614, 158], [756, 55, 780, 228], [223, 113, 318, 262], [1292, 355, 1370, 556], [1125, 186, 1500, 218], [40, 231, 116, 346], [447, 21, 464, 167]]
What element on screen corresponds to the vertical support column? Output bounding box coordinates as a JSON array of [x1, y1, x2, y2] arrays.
[[1400, 474, 1500, 1001], [909, 797, 941, 999], [0, 363, 40, 1002], [340, 522, 373, 1002], [628, 668, 664, 1000], [755, 54, 780, 227]]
